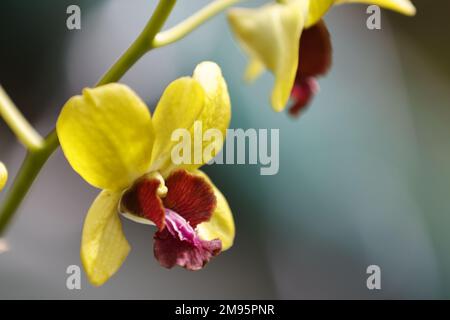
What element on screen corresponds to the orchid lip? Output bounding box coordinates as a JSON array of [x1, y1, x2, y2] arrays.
[[164, 208, 202, 246], [119, 168, 223, 270], [118, 170, 167, 226], [153, 208, 222, 270]]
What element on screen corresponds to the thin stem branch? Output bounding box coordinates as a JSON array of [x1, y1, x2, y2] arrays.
[[0, 132, 58, 233], [0, 86, 44, 151], [0, 0, 177, 235], [153, 0, 244, 48]]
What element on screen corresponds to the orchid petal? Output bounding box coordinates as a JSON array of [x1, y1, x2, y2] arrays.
[[228, 0, 309, 111], [81, 190, 130, 286], [245, 58, 265, 82], [194, 171, 235, 251], [154, 224, 221, 270], [120, 176, 166, 230], [182, 62, 231, 172], [151, 62, 230, 174], [306, 0, 334, 28], [57, 84, 154, 191], [150, 77, 205, 172], [163, 169, 216, 227]]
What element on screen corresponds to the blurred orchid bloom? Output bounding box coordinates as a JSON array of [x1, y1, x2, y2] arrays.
[[228, 0, 416, 114], [228, 0, 309, 112], [0, 162, 7, 191], [57, 62, 235, 286], [289, 19, 331, 116]]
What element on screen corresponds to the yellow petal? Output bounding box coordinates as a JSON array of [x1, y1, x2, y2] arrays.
[[0, 162, 7, 191], [81, 190, 130, 286], [334, 0, 416, 16], [183, 62, 231, 171], [57, 83, 154, 191], [306, 0, 334, 28], [150, 77, 205, 172], [245, 58, 265, 82], [151, 62, 231, 174], [194, 171, 235, 251], [228, 0, 309, 111]]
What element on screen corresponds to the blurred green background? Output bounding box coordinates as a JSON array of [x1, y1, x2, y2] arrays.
[[1, 0, 450, 299]]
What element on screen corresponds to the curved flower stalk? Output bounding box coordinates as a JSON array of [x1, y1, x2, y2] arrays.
[[0, 162, 7, 192], [57, 61, 235, 286], [227, 0, 416, 114]]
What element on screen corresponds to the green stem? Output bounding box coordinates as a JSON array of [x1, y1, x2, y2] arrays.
[[98, 0, 177, 85], [153, 0, 244, 48], [0, 86, 44, 151], [0, 132, 58, 233], [0, 0, 177, 235]]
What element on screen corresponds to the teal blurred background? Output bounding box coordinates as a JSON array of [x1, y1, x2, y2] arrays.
[[1, 0, 450, 299]]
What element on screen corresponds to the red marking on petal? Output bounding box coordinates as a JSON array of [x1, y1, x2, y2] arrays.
[[121, 178, 165, 230], [289, 21, 331, 118], [154, 211, 222, 270], [298, 20, 332, 79], [163, 170, 216, 227], [289, 77, 319, 117], [164, 209, 201, 245]]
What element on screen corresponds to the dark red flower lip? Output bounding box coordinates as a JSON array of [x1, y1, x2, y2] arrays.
[[298, 20, 332, 80], [289, 20, 332, 117], [120, 169, 222, 270], [121, 177, 166, 230], [154, 208, 222, 270], [289, 77, 319, 117]]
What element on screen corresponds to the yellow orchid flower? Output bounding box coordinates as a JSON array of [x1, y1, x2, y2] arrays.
[[57, 61, 235, 286], [0, 162, 7, 191], [227, 0, 416, 112]]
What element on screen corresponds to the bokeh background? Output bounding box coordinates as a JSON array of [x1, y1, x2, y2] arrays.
[[1, 0, 449, 299]]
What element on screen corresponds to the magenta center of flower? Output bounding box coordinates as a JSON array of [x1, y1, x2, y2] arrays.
[[164, 208, 202, 247]]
